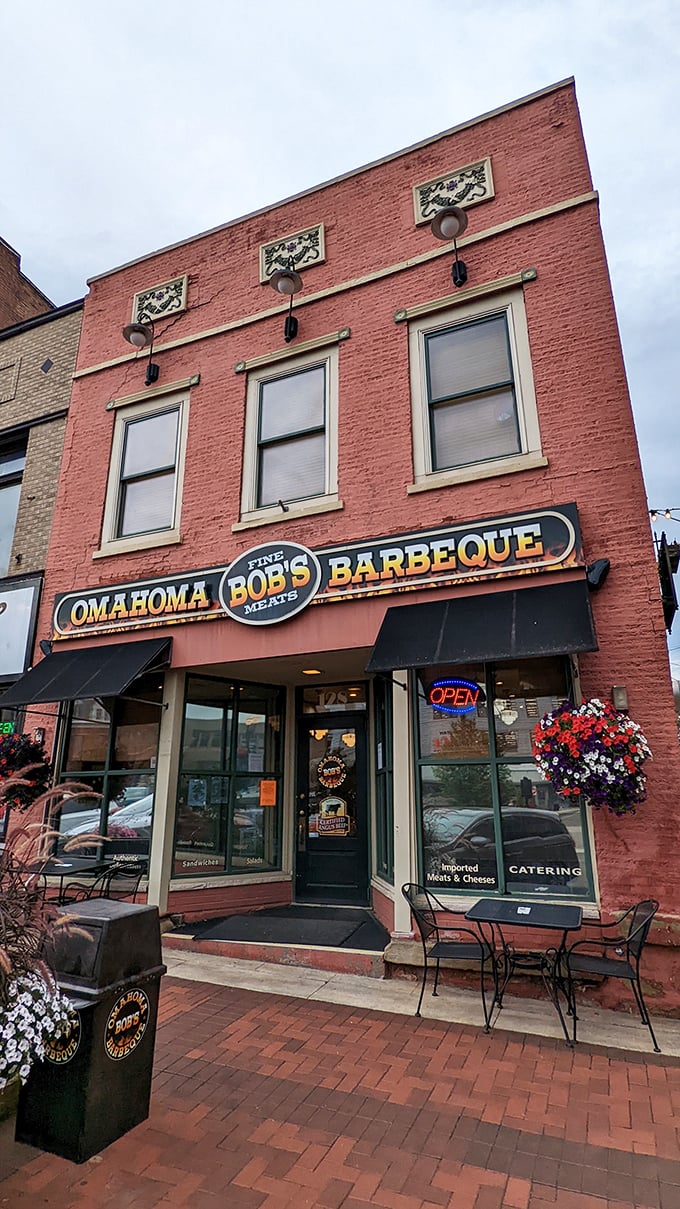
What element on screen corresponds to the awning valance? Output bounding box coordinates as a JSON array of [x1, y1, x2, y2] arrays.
[[0, 637, 171, 707], [365, 581, 597, 673]]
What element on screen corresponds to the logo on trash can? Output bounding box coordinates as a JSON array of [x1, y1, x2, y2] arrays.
[[45, 1012, 81, 1065], [104, 988, 150, 1061]]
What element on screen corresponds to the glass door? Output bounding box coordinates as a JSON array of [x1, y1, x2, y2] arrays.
[[295, 712, 368, 904]]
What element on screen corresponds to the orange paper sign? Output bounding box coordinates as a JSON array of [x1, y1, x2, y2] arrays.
[[259, 780, 277, 807]]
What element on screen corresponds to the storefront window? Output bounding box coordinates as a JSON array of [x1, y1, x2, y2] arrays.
[[174, 676, 284, 877], [416, 658, 594, 899], [56, 672, 163, 859]]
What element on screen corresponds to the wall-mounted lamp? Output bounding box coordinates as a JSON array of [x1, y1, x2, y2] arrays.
[[611, 685, 629, 712], [586, 558, 611, 591], [122, 320, 160, 385], [269, 259, 302, 343], [430, 205, 469, 288], [39, 639, 53, 658]]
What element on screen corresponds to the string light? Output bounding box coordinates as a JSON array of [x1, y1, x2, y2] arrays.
[[649, 508, 680, 524]]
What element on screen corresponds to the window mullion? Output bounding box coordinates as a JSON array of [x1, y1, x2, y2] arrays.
[[486, 664, 507, 896], [429, 379, 515, 408], [258, 423, 326, 450]]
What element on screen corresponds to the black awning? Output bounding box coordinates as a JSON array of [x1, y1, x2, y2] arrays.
[[365, 580, 597, 673], [0, 637, 171, 707]]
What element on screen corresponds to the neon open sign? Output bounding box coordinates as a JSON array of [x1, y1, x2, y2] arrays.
[[428, 678, 482, 715]]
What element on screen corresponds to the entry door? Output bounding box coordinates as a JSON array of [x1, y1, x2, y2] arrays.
[[296, 713, 368, 904]]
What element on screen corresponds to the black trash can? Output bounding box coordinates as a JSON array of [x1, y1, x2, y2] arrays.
[[15, 899, 166, 1163]]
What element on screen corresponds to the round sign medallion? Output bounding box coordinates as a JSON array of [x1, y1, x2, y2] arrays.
[[317, 755, 347, 789], [218, 541, 322, 626], [104, 988, 150, 1061], [45, 1012, 81, 1065]]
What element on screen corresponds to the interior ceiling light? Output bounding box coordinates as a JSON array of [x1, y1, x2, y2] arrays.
[[302, 669, 322, 676]]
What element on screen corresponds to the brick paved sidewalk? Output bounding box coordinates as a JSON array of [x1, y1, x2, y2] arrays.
[[1, 976, 679, 1209]]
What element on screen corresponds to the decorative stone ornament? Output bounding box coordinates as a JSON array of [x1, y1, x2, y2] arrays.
[[413, 158, 494, 226], [132, 275, 188, 324], [259, 224, 325, 283]]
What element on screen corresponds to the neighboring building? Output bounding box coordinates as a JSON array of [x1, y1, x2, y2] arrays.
[[3, 79, 679, 1006], [0, 300, 83, 841], [0, 236, 53, 328]]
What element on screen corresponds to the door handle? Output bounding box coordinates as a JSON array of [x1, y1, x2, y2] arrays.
[[297, 809, 307, 852]]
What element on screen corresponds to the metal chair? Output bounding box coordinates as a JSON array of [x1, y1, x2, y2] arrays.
[[565, 899, 661, 1052], [401, 883, 497, 1029], [101, 860, 146, 902], [59, 869, 110, 904]]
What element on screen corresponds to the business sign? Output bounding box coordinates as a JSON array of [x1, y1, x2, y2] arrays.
[[428, 678, 484, 715], [0, 576, 42, 679], [45, 1013, 81, 1065], [52, 505, 583, 639], [104, 988, 150, 1061], [218, 541, 321, 625], [317, 755, 347, 789]]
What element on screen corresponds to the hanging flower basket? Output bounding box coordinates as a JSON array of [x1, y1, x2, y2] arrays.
[[0, 733, 51, 811], [532, 699, 652, 818]]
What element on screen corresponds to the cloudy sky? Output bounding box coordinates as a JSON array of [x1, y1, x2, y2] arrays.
[[3, 1, 680, 651]]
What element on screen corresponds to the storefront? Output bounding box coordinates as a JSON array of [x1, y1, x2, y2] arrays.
[[0, 503, 602, 926]]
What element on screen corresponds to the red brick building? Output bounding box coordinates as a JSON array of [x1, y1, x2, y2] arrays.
[[0, 236, 53, 328], [4, 79, 678, 1008]]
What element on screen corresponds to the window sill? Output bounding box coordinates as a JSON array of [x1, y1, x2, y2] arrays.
[[407, 451, 548, 494], [422, 891, 600, 917], [233, 497, 343, 532], [169, 870, 290, 888], [93, 530, 182, 559]]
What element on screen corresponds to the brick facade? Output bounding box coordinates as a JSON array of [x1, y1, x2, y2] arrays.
[[17, 80, 680, 1009], [0, 304, 82, 577], [0, 237, 53, 328]]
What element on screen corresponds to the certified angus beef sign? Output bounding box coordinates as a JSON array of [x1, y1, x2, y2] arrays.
[[52, 504, 583, 638]]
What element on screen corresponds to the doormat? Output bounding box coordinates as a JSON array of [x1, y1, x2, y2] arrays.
[[175, 906, 390, 951]]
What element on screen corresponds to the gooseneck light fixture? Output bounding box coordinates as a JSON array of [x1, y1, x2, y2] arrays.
[[430, 204, 469, 288], [269, 259, 303, 343], [122, 319, 160, 386]]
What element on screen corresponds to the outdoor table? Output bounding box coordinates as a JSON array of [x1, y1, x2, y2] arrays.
[[465, 898, 583, 1044], [29, 856, 108, 902]]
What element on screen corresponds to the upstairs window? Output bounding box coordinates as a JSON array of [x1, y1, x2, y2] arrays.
[[408, 290, 544, 490], [239, 346, 339, 527], [0, 439, 26, 577], [98, 391, 189, 557], [257, 364, 326, 507], [117, 406, 180, 537], [425, 313, 519, 471]]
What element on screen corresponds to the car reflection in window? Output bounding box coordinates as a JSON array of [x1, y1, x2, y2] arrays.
[[423, 807, 580, 888]]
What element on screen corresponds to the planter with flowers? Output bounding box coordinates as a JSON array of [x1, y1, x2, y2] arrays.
[[532, 698, 652, 817], [0, 732, 51, 812]]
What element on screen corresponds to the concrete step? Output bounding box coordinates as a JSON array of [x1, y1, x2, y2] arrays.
[[163, 931, 385, 977]]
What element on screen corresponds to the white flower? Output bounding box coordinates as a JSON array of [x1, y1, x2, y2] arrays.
[[0, 973, 74, 1086]]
